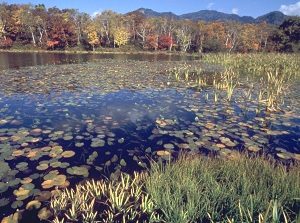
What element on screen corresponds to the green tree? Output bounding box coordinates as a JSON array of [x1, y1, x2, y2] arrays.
[[274, 16, 300, 52]]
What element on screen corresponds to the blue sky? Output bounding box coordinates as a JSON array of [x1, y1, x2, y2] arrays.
[[4, 0, 300, 18]]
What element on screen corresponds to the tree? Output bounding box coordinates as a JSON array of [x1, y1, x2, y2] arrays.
[[93, 10, 118, 47], [274, 16, 300, 52], [256, 21, 274, 52], [158, 34, 173, 50], [175, 19, 194, 52], [126, 11, 146, 41], [224, 20, 241, 53], [0, 3, 9, 40], [202, 20, 226, 52], [114, 26, 130, 47], [239, 23, 259, 52], [83, 19, 99, 51]]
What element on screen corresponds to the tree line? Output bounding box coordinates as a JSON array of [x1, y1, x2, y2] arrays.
[[0, 2, 299, 53]]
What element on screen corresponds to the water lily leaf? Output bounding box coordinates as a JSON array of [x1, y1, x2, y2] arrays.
[[0, 198, 10, 207], [120, 159, 127, 167], [61, 150, 75, 158], [25, 200, 41, 210], [111, 155, 118, 163], [157, 150, 171, 156], [163, 143, 174, 150], [38, 207, 53, 220], [1, 211, 23, 223], [35, 191, 52, 201], [118, 138, 124, 143], [11, 201, 23, 209]]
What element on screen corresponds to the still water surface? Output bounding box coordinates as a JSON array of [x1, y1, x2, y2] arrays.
[[0, 52, 299, 221], [0, 52, 198, 69]]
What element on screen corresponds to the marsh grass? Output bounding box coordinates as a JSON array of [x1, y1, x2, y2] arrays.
[[50, 172, 163, 223], [167, 53, 298, 111], [49, 153, 300, 222], [144, 153, 300, 223]]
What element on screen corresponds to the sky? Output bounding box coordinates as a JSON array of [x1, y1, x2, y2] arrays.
[[4, 0, 300, 18]]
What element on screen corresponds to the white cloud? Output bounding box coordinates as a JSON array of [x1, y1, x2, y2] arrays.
[[92, 9, 102, 17], [207, 3, 215, 10], [232, 8, 239, 14], [280, 1, 300, 16]]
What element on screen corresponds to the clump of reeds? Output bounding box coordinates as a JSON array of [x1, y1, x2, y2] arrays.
[[144, 153, 300, 223], [50, 172, 163, 223], [49, 153, 300, 223]]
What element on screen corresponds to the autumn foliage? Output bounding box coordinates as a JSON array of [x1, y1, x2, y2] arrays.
[[0, 2, 299, 52]]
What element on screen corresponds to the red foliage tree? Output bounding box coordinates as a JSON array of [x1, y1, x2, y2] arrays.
[[158, 34, 173, 50], [145, 35, 158, 50], [0, 38, 13, 48]]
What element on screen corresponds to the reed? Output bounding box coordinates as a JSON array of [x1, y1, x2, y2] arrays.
[[144, 153, 300, 223], [50, 173, 163, 223]]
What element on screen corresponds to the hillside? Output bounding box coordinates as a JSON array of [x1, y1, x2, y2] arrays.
[[134, 8, 288, 25]]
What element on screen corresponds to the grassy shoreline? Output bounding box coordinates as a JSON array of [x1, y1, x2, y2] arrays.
[[45, 153, 300, 223]]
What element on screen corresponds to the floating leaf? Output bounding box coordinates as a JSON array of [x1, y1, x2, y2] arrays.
[[11, 201, 23, 209], [163, 143, 174, 150], [0, 198, 10, 207], [157, 150, 171, 156], [111, 155, 118, 163], [26, 200, 41, 210], [38, 207, 53, 220], [120, 159, 127, 167], [35, 191, 52, 201], [118, 138, 124, 143], [61, 150, 75, 158]]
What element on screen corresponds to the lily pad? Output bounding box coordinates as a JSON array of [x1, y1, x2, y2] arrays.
[[35, 191, 52, 201], [38, 207, 53, 220], [26, 200, 41, 210], [61, 150, 75, 158], [0, 198, 10, 207], [11, 201, 23, 209], [157, 150, 171, 156]]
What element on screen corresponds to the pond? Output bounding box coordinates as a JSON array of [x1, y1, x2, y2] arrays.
[[0, 52, 198, 69], [0, 53, 299, 221]]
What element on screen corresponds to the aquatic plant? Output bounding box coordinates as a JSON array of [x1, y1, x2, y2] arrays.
[[144, 153, 300, 222], [50, 172, 163, 223], [222, 67, 238, 102]]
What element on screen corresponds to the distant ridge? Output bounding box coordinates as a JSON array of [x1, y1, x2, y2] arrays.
[[134, 8, 289, 25], [255, 11, 288, 26], [136, 8, 178, 19]]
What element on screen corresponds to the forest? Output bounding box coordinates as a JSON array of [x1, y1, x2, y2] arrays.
[[0, 2, 300, 53]]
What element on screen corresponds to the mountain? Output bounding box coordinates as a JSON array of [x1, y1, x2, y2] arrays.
[[255, 11, 288, 26], [179, 10, 255, 24], [134, 8, 289, 25], [136, 8, 178, 19]]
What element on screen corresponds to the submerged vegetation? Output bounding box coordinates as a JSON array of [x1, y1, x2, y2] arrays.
[[0, 53, 300, 222]]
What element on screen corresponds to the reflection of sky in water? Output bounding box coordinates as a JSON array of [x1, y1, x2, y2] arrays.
[[1, 81, 300, 220], [1, 87, 300, 155]]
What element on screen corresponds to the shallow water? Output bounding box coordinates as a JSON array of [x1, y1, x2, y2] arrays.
[[0, 57, 299, 220]]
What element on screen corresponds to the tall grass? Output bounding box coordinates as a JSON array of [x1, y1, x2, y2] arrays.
[[144, 153, 300, 223], [49, 153, 300, 222], [167, 53, 298, 111], [50, 172, 163, 223]]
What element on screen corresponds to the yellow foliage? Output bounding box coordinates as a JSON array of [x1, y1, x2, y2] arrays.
[[114, 27, 130, 47]]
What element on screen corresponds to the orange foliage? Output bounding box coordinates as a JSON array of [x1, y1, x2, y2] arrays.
[[47, 40, 59, 49]]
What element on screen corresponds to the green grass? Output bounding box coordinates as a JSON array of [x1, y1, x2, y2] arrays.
[[144, 153, 300, 223], [49, 153, 300, 222]]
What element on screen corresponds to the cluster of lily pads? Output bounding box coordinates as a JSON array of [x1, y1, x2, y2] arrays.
[[0, 55, 299, 222]]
